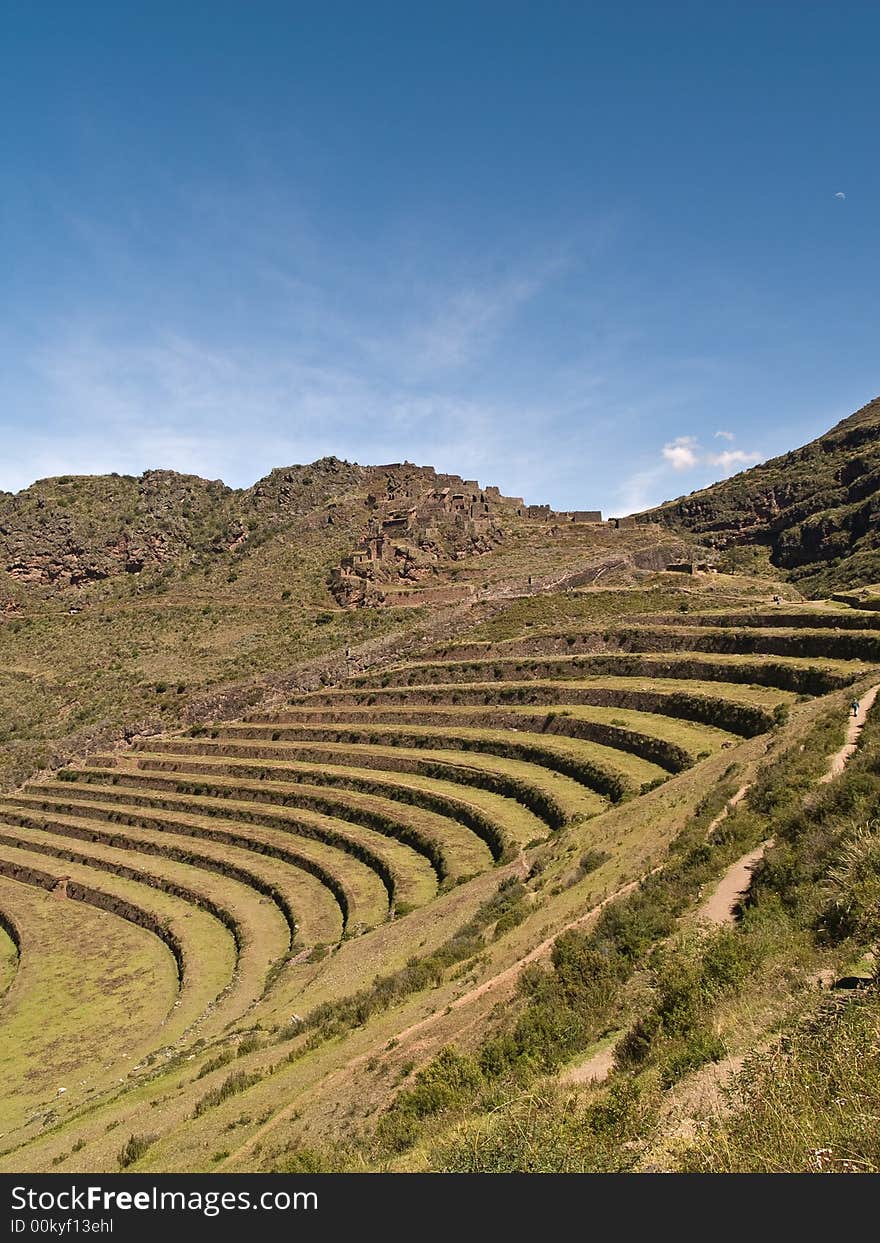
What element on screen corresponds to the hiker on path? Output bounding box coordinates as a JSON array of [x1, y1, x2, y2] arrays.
[[851, 698, 860, 717]]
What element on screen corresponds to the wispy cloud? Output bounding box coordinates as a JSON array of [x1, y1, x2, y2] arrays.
[[714, 429, 735, 441], [707, 447, 761, 470], [2, 319, 555, 495], [359, 275, 548, 379]]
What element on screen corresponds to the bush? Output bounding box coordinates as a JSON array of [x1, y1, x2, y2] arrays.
[[196, 1049, 235, 1079], [118, 1133, 158, 1168], [194, 1070, 262, 1117], [434, 1080, 655, 1173], [376, 1048, 484, 1151], [578, 848, 610, 875]]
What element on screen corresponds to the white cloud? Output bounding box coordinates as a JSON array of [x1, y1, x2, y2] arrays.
[[615, 429, 763, 516], [662, 436, 699, 471], [706, 448, 761, 472], [660, 431, 760, 479]]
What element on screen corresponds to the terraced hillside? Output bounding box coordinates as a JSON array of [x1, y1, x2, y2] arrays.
[[1, 590, 877, 1172]]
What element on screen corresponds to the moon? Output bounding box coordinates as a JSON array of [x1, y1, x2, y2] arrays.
[[835, 191, 846, 199]]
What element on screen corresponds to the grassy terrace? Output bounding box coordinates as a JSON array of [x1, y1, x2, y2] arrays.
[[4, 789, 346, 948], [44, 769, 497, 884], [0, 873, 179, 1135], [0, 820, 284, 1017], [0, 920, 16, 1001], [349, 651, 863, 695], [0, 795, 388, 937], [631, 608, 880, 630], [246, 704, 736, 766], [3, 572, 878, 1173], [0, 841, 234, 1047], [128, 735, 604, 823], [116, 747, 547, 856], [610, 623, 880, 662], [165, 729, 661, 801], [294, 677, 791, 736], [212, 725, 676, 780], [35, 769, 435, 919], [0, 718, 784, 1174]]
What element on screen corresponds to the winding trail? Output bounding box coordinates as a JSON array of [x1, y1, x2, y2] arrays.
[[561, 1041, 618, 1085], [818, 684, 879, 784], [706, 784, 751, 835], [698, 683, 880, 929], [697, 840, 773, 928]]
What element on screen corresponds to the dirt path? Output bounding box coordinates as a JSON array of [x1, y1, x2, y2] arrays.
[[706, 783, 751, 835], [698, 685, 880, 928], [818, 684, 879, 783], [697, 841, 772, 928], [561, 1040, 617, 1086]]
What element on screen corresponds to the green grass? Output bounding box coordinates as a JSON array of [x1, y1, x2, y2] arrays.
[[0, 597, 422, 793], [42, 768, 493, 888], [255, 702, 734, 766], [129, 737, 606, 825], [122, 746, 554, 849], [298, 676, 788, 737], [679, 990, 880, 1173], [0, 819, 285, 1011], [2, 559, 876, 1173], [0, 844, 237, 1041], [43, 768, 435, 919], [0, 796, 386, 937], [356, 650, 862, 696], [0, 921, 19, 1000], [303, 673, 793, 709], [0, 872, 179, 1134], [180, 730, 637, 808], [462, 586, 778, 643]]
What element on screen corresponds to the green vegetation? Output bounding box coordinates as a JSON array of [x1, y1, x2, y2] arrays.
[[681, 991, 880, 1172], [118, 1133, 158, 1169]]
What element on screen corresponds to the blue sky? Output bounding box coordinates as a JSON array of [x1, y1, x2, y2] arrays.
[[2, 2, 878, 514]]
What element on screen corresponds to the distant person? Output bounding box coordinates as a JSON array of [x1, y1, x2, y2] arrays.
[[851, 698, 860, 717]]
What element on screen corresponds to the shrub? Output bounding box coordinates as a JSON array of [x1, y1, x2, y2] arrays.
[[194, 1070, 262, 1117], [680, 992, 880, 1172], [118, 1133, 158, 1168], [196, 1049, 235, 1079], [237, 1034, 262, 1057]]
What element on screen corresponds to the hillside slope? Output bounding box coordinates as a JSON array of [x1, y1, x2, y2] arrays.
[[639, 395, 880, 593], [0, 460, 690, 792]]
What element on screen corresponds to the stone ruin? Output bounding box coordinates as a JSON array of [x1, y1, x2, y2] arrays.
[[329, 466, 514, 607], [328, 462, 659, 607]]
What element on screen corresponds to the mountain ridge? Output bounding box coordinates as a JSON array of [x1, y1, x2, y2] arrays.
[[637, 393, 880, 592]]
